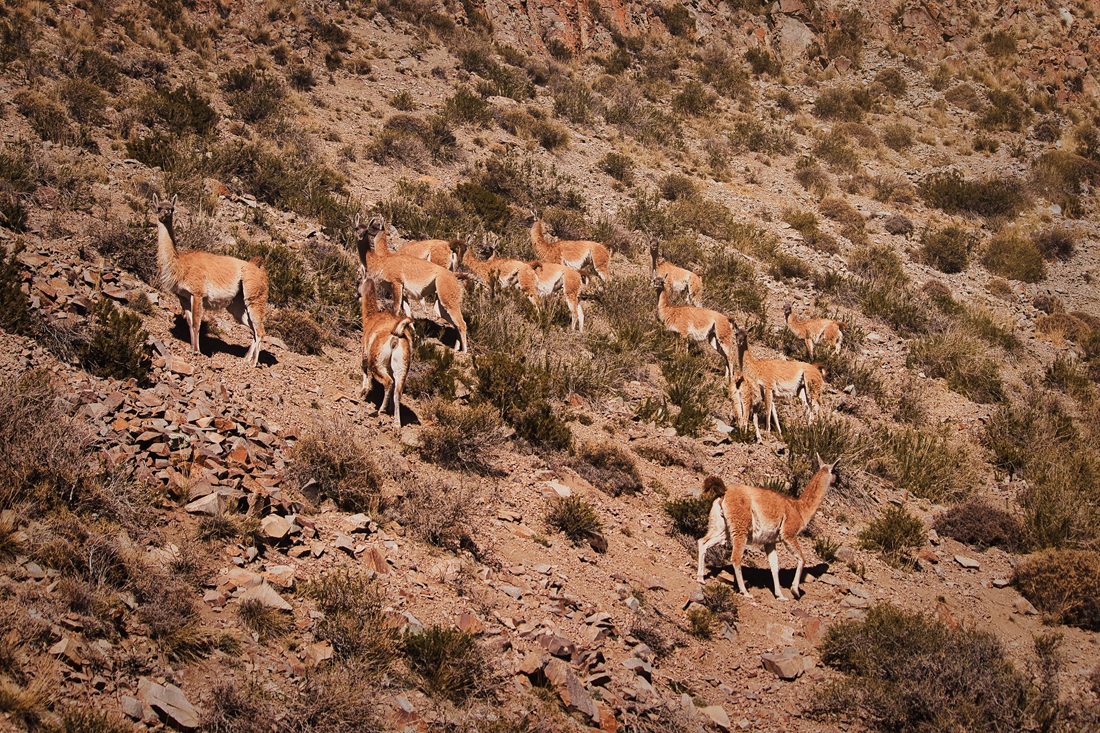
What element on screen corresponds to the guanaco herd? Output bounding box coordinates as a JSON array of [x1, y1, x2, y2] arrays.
[[153, 194, 848, 598]]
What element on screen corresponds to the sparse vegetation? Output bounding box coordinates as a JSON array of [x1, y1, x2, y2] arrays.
[[1014, 551, 1100, 631], [919, 170, 1027, 219], [290, 422, 384, 512], [546, 495, 605, 549], [403, 626, 487, 702], [868, 427, 972, 503], [907, 331, 1003, 403], [570, 442, 643, 497], [920, 225, 972, 273], [267, 310, 325, 355], [305, 572, 398, 672], [81, 299, 151, 384], [982, 232, 1046, 283], [1032, 227, 1076, 262], [418, 400, 506, 474], [934, 500, 1024, 551], [817, 604, 1037, 732], [859, 505, 925, 567]]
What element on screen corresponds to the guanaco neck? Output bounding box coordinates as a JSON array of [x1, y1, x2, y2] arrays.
[[530, 219, 557, 260], [156, 215, 180, 290], [736, 337, 755, 377], [656, 282, 670, 323], [786, 310, 806, 333], [649, 246, 659, 277], [793, 467, 832, 531], [361, 277, 380, 324]]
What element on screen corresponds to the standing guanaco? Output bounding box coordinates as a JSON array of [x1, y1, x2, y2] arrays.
[[654, 275, 736, 392], [734, 329, 824, 435], [529, 212, 611, 281], [784, 303, 846, 358], [359, 272, 412, 431], [649, 237, 702, 306]]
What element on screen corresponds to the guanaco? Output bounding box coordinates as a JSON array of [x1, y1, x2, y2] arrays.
[[530, 261, 585, 331], [784, 303, 845, 358], [696, 456, 841, 600], [153, 194, 268, 366], [355, 215, 468, 353], [460, 238, 540, 308], [529, 212, 611, 281], [734, 329, 824, 435], [359, 272, 412, 431], [654, 275, 736, 390], [398, 237, 465, 272], [649, 237, 702, 306]]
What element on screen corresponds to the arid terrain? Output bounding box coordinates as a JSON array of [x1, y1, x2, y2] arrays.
[[1, 0, 1099, 731]]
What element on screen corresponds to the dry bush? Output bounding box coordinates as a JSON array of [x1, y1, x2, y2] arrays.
[[1014, 551, 1100, 631], [0, 244, 32, 336], [880, 122, 914, 151], [395, 478, 476, 553], [907, 331, 1003, 403], [305, 572, 399, 672], [794, 156, 831, 196], [867, 427, 972, 503], [569, 442, 642, 497], [237, 598, 290, 643], [814, 131, 859, 173], [875, 68, 907, 97], [920, 225, 972, 274], [884, 214, 913, 236], [403, 626, 488, 703], [286, 663, 385, 733], [0, 370, 90, 513], [859, 505, 924, 567], [982, 232, 1046, 283], [817, 604, 1035, 732], [205, 680, 278, 733], [92, 218, 156, 284], [1032, 227, 1076, 262], [221, 65, 286, 123], [290, 422, 384, 512], [474, 352, 572, 451], [784, 416, 854, 487], [979, 88, 1032, 132], [664, 496, 713, 538], [813, 85, 875, 121], [137, 579, 215, 662], [267, 310, 326, 355], [819, 196, 866, 245], [418, 400, 506, 474], [934, 501, 1024, 552]]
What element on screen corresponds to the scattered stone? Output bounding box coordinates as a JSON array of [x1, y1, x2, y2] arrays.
[[239, 581, 292, 612], [992, 577, 1012, 588], [138, 678, 201, 730], [760, 648, 812, 680], [302, 641, 333, 667], [955, 555, 980, 570], [544, 658, 599, 722], [261, 514, 292, 540], [184, 493, 222, 516], [538, 633, 575, 658], [1014, 597, 1039, 615], [700, 705, 731, 730], [622, 657, 653, 681]]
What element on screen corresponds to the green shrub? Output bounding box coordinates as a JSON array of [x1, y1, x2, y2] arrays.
[[982, 232, 1045, 283], [1031, 150, 1100, 205], [139, 83, 218, 135], [551, 76, 598, 124], [290, 422, 384, 512], [570, 442, 642, 497], [664, 496, 712, 537], [701, 582, 739, 625], [823, 8, 867, 66], [267, 310, 325, 354], [672, 81, 717, 117], [418, 400, 506, 474], [305, 572, 398, 671], [919, 170, 1027, 218], [819, 197, 866, 244], [859, 505, 925, 567], [874, 68, 907, 97], [907, 332, 1003, 403], [1014, 551, 1100, 630], [546, 495, 604, 548], [474, 352, 571, 450], [880, 122, 914, 151], [744, 47, 780, 76], [817, 604, 1035, 732], [920, 225, 972, 273], [403, 626, 486, 702], [813, 85, 875, 121], [655, 3, 694, 37], [658, 344, 720, 438], [286, 63, 316, 91], [599, 152, 635, 185], [979, 88, 1031, 132], [847, 244, 907, 288], [443, 86, 492, 127], [14, 90, 71, 145], [227, 241, 311, 307], [81, 299, 150, 384], [934, 500, 1024, 551], [983, 30, 1016, 57], [814, 132, 860, 173], [221, 66, 286, 123], [57, 78, 106, 125], [0, 244, 32, 335]]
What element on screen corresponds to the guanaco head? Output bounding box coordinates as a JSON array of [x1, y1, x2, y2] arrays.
[[701, 475, 726, 500], [783, 303, 793, 318], [814, 453, 842, 489], [353, 214, 386, 264], [152, 193, 177, 226], [524, 208, 540, 225], [734, 328, 749, 348], [651, 274, 667, 292]]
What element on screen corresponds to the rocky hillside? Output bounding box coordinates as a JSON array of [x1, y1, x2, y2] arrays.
[[1, 0, 1099, 731]]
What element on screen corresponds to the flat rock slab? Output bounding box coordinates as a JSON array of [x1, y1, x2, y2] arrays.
[[955, 555, 980, 569], [760, 648, 813, 680], [138, 677, 200, 730], [700, 704, 731, 730], [544, 658, 599, 722], [239, 581, 292, 611]]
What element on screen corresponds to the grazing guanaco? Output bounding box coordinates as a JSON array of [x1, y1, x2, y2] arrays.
[[530, 261, 585, 331], [460, 238, 540, 308], [359, 272, 412, 431], [696, 455, 841, 600], [649, 237, 702, 306], [153, 194, 268, 366], [355, 215, 468, 353], [529, 212, 611, 281], [734, 329, 824, 435], [654, 275, 736, 390], [784, 303, 846, 358], [398, 237, 465, 272]]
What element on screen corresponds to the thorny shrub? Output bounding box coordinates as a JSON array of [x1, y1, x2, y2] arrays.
[[290, 422, 384, 512], [418, 400, 506, 474], [934, 500, 1024, 552], [1014, 551, 1100, 631], [858, 505, 925, 568]]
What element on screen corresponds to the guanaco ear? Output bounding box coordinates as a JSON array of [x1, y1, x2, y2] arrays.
[[353, 213, 360, 229], [171, 194, 178, 208], [152, 193, 159, 207], [814, 452, 824, 470], [829, 456, 841, 471]]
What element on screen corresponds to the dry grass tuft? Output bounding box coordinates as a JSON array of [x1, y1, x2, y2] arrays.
[[305, 572, 399, 673], [859, 505, 924, 568], [570, 442, 642, 497], [290, 421, 384, 512], [907, 331, 1003, 403], [402, 625, 488, 703], [237, 598, 290, 642], [418, 400, 507, 474], [546, 496, 605, 550], [982, 232, 1046, 283]]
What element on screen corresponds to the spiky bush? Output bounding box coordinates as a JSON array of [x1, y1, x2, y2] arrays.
[[1014, 551, 1100, 631], [859, 506, 924, 567], [81, 299, 150, 384]]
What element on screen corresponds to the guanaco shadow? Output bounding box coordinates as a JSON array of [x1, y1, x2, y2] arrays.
[[707, 562, 831, 597], [170, 317, 278, 366], [360, 380, 420, 427]]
